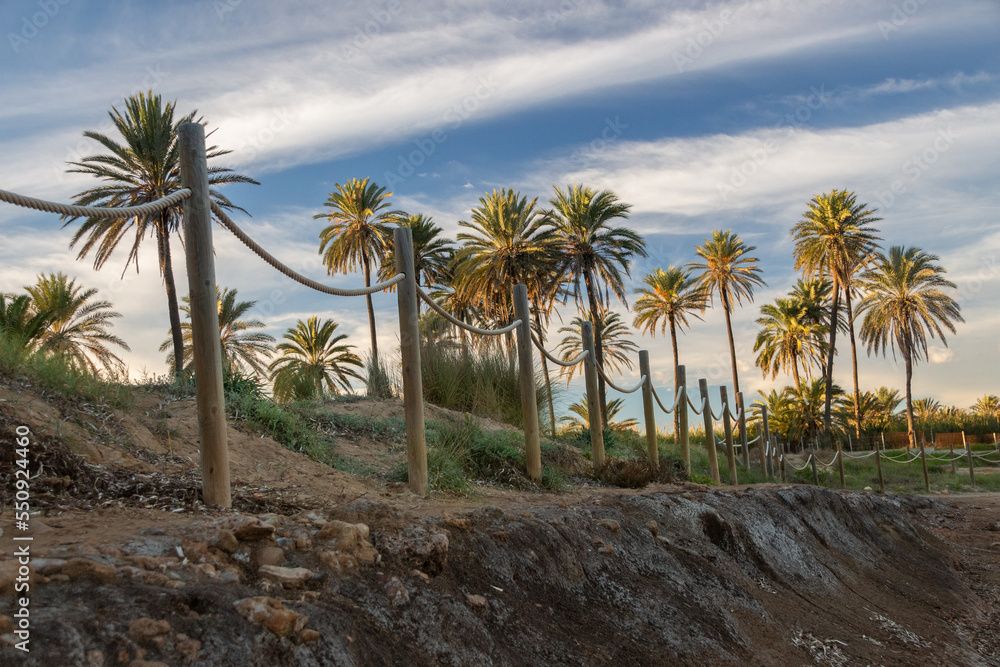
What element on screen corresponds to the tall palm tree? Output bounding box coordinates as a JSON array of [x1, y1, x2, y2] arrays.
[[269, 316, 363, 402], [688, 230, 765, 406], [453, 188, 558, 327], [0, 293, 52, 350], [160, 286, 274, 377], [972, 395, 1000, 419], [753, 297, 827, 390], [857, 246, 963, 448], [911, 397, 941, 424], [378, 213, 454, 294], [632, 266, 707, 434], [752, 388, 796, 441], [545, 184, 645, 421], [787, 378, 844, 442], [65, 91, 258, 381], [316, 178, 399, 363], [556, 312, 638, 384], [25, 273, 130, 376], [560, 397, 637, 433], [791, 190, 881, 440]]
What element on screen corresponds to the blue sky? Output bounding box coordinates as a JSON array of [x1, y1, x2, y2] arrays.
[[1, 0, 998, 427]]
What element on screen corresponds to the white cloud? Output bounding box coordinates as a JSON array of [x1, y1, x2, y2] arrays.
[[927, 346, 955, 364]]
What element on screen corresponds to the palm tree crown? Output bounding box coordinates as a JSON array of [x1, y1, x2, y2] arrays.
[[64, 91, 258, 380], [753, 296, 827, 390], [269, 316, 363, 402], [556, 312, 637, 385], [378, 213, 454, 291]]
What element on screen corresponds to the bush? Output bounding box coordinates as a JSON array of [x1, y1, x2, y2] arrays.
[[364, 352, 396, 399], [593, 454, 684, 488]]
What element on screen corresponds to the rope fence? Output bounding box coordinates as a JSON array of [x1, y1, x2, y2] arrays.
[[415, 285, 521, 336], [0, 186, 191, 219]]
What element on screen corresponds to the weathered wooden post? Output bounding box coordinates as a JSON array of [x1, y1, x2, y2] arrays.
[[394, 226, 427, 496], [810, 437, 820, 485], [919, 438, 930, 492], [699, 378, 720, 484], [513, 284, 541, 483], [581, 321, 605, 468], [772, 436, 780, 480], [720, 386, 737, 485], [949, 436, 958, 475], [677, 365, 690, 476], [737, 391, 748, 474], [994, 432, 999, 459], [761, 405, 772, 478], [639, 350, 658, 469], [836, 440, 846, 489], [178, 122, 230, 508], [963, 431, 975, 487], [875, 439, 885, 494], [779, 441, 786, 483]]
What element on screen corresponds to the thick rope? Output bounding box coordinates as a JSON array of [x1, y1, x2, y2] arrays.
[[415, 285, 521, 336], [0, 187, 191, 219], [814, 451, 839, 467], [650, 385, 683, 415], [709, 402, 724, 422], [842, 451, 878, 460], [687, 393, 706, 416], [791, 455, 814, 472], [881, 451, 922, 464], [746, 435, 761, 445], [595, 364, 645, 394], [212, 202, 403, 297], [972, 452, 1000, 463], [530, 331, 588, 367]]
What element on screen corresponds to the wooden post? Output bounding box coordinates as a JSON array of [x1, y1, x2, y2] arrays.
[[700, 379, 720, 484], [639, 350, 658, 469], [810, 438, 820, 485], [772, 436, 780, 480], [875, 443, 885, 494], [737, 391, 749, 474], [761, 405, 772, 478], [513, 285, 541, 483], [677, 365, 690, 476], [919, 438, 930, 492], [963, 431, 975, 487], [881, 432, 886, 452], [949, 437, 958, 475], [836, 440, 846, 489], [847, 434, 853, 452], [581, 321, 605, 469], [779, 443, 786, 483], [178, 123, 230, 509], [720, 387, 737, 485], [394, 227, 427, 496], [994, 432, 999, 459]]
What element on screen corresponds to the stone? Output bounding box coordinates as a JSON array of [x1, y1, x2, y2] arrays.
[[647, 521, 658, 537], [491, 531, 508, 541], [31, 558, 68, 575], [258, 565, 315, 588], [86, 649, 104, 666], [442, 513, 472, 531], [318, 550, 358, 574], [385, 576, 410, 607], [294, 536, 312, 550], [596, 518, 621, 533], [174, 633, 201, 661], [219, 516, 276, 542], [180, 540, 208, 563], [61, 558, 116, 583], [295, 628, 321, 645], [120, 566, 170, 587], [598, 545, 615, 555], [233, 596, 308, 638], [189, 528, 239, 554], [410, 569, 430, 583], [128, 618, 171, 645], [466, 594, 487, 608], [377, 525, 448, 573], [253, 545, 286, 568]]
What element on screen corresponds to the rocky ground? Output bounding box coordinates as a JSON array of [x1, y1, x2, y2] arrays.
[[1, 381, 1000, 666]]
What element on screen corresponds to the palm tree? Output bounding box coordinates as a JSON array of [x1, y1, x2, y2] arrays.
[[545, 184, 645, 421], [25, 273, 130, 376], [972, 395, 1000, 419], [752, 388, 796, 442], [556, 312, 638, 385], [911, 397, 941, 424], [269, 316, 363, 402], [632, 266, 707, 434], [791, 190, 881, 440], [160, 287, 274, 377], [689, 230, 765, 410], [65, 91, 258, 381], [452, 188, 558, 327], [0, 293, 52, 349], [378, 213, 454, 294], [787, 378, 844, 442], [857, 246, 963, 448], [753, 297, 827, 390], [560, 397, 637, 433], [315, 178, 399, 363]]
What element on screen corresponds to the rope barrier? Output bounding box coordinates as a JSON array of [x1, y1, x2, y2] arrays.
[[415, 285, 521, 336], [687, 394, 707, 416], [650, 385, 683, 415], [842, 450, 878, 460], [708, 402, 724, 422], [212, 202, 404, 297], [530, 331, 588, 367], [791, 454, 813, 472], [972, 452, 1000, 463], [881, 451, 922, 464], [0, 187, 191, 219], [595, 364, 645, 394]]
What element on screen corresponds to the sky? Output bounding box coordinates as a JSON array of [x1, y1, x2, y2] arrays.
[[0, 0, 998, 427]]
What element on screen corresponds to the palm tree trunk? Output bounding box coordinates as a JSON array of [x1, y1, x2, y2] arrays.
[[157, 219, 185, 382], [534, 311, 557, 438], [792, 357, 801, 391], [904, 339, 916, 449], [844, 286, 862, 440], [721, 288, 740, 394], [822, 283, 841, 441], [582, 269, 608, 424], [669, 317, 681, 438], [362, 253, 378, 362]]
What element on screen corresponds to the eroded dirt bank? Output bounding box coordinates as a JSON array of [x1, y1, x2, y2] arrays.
[[3, 486, 995, 666]]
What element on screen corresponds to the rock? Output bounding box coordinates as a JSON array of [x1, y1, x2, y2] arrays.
[[384, 576, 409, 607], [61, 558, 116, 584], [86, 649, 104, 666], [174, 633, 201, 661], [295, 628, 321, 645], [466, 594, 487, 608], [294, 510, 329, 527], [233, 596, 308, 638], [294, 536, 312, 550], [139, 527, 166, 536], [258, 565, 315, 588], [442, 513, 472, 531], [492, 531, 508, 541], [598, 544, 615, 555], [189, 528, 239, 554], [220, 567, 242, 584], [180, 540, 208, 563], [128, 618, 171, 645], [318, 550, 358, 574], [378, 525, 449, 573], [125, 556, 178, 571], [647, 521, 658, 537], [120, 566, 170, 587], [31, 558, 68, 575], [410, 569, 430, 583], [596, 519, 621, 533], [253, 545, 286, 568], [219, 516, 276, 542]]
